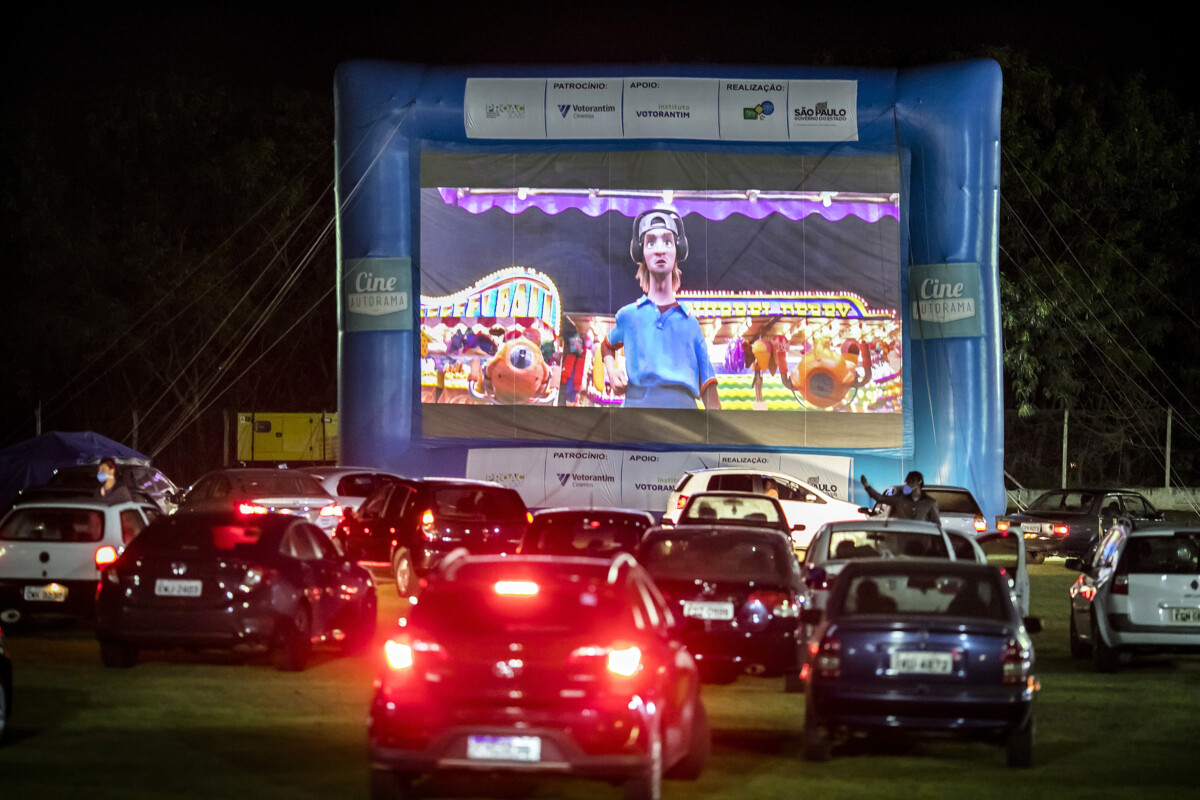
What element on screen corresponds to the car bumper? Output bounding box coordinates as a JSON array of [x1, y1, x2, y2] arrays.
[[683, 626, 801, 675], [809, 681, 1035, 733], [1106, 614, 1200, 649], [95, 603, 281, 648]]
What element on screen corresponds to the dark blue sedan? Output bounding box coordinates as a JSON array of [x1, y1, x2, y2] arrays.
[[800, 559, 1041, 767]]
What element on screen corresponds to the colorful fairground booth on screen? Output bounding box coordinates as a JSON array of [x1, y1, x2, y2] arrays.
[[333, 61, 1004, 520]]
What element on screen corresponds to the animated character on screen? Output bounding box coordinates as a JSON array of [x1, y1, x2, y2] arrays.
[[600, 209, 720, 410], [468, 336, 558, 405]]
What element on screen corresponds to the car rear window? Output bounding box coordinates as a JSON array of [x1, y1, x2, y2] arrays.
[[838, 571, 1007, 620], [413, 581, 626, 634], [0, 508, 106, 542], [336, 474, 379, 497], [710, 474, 756, 492], [826, 529, 950, 560], [679, 495, 784, 526], [1028, 491, 1095, 512], [432, 487, 525, 522], [1120, 534, 1200, 575], [640, 536, 789, 583], [124, 520, 268, 555], [924, 489, 981, 515], [235, 474, 326, 497], [527, 513, 647, 556]]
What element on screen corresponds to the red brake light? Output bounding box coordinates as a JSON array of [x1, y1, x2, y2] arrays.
[[748, 591, 800, 618], [421, 509, 436, 541], [606, 645, 642, 677], [526, 511, 534, 524], [676, 494, 689, 510], [1112, 575, 1129, 595], [996, 519, 1010, 532], [1052, 524, 1069, 537], [95, 545, 119, 568], [974, 516, 987, 533], [1002, 638, 1033, 684], [239, 503, 268, 515], [319, 504, 342, 518], [815, 634, 840, 677], [494, 580, 538, 596], [384, 640, 413, 670]]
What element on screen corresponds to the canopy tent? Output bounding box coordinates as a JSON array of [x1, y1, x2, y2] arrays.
[[0, 431, 149, 510]]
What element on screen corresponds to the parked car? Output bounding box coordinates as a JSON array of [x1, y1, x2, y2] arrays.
[[332, 478, 529, 597], [298, 466, 404, 516], [1065, 519, 1200, 672], [801, 559, 1041, 767], [870, 484, 988, 538], [0, 622, 10, 744], [368, 550, 709, 800], [0, 497, 160, 624], [517, 507, 655, 558], [179, 468, 342, 535], [95, 511, 377, 671], [17, 462, 182, 514], [665, 468, 867, 547], [946, 529, 1031, 618], [637, 525, 806, 689], [996, 488, 1163, 562], [800, 518, 955, 614]]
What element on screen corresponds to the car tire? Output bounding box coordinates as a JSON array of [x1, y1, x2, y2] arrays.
[[1028, 551, 1045, 565], [369, 767, 416, 800], [1005, 714, 1034, 768], [342, 592, 378, 654], [1091, 613, 1120, 673], [803, 693, 832, 762], [274, 605, 312, 672], [99, 640, 138, 669], [393, 548, 416, 599], [622, 717, 662, 800], [1068, 608, 1090, 659], [666, 697, 710, 780]]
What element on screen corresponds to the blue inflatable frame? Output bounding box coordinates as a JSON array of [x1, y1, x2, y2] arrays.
[[333, 60, 1004, 519]]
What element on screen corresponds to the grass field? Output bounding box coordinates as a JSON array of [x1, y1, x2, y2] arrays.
[[2, 563, 1199, 798]]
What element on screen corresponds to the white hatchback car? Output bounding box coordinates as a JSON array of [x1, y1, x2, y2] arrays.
[[666, 468, 867, 548], [1066, 520, 1200, 672], [0, 498, 161, 623]]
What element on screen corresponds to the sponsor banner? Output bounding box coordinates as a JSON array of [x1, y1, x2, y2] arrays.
[[718, 80, 789, 142], [465, 448, 547, 506], [788, 80, 858, 142], [622, 451, 708, 512], [546, 79, 623, 139], [342, 258, 413, 332], [777, 453, 854, 502], [910, 263, 983, 338], [544, 448, 622, 507], [464, 78, 547, 139], [623, 78, 719, 140]]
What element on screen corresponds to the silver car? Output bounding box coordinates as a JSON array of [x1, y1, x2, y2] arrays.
[[179, 468, 341, 534], [298, 466, 404, 515]]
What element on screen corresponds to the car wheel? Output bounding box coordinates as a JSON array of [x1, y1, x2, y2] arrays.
[[393, 548, 416, 598], [369, 767, 416, 800], [99, 640, 139, 669], [342, 592, 378, 654], [1028, 551, 1046, 565], [622, 717, 662, 800], [666, 697, 710, 780], [274, 604, 312, 672], [1068, 607, 1090, 659], [1005, 714, 1035, 768], [1091, 613, 1120, 673], [803, 693, 832, 762]]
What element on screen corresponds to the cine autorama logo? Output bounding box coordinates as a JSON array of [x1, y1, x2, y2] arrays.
[[743, 100, 774, 120]]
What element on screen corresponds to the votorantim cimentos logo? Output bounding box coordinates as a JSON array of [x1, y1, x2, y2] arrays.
[[343, 257, 412, 333]]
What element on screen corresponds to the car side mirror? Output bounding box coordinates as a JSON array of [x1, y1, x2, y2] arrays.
[[791, 523, 806, 532], [1023, 616, 1043, 634], [857, 506, 871, 514], [1063, 557, 1083, 572]]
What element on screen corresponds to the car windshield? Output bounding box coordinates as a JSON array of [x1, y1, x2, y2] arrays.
[[432, 487, 525, 522], [924, 489, 981, 515], [679, 495, 784, 527], [825, 529, 950, 560], [0, 508, 106, 542], [838, 571, 1007, 620], [640, 536, 788, 583], [1119, 534, 1200, 575], [1028, 491, 1095, 512], [235, 474, 327, 497], [527, 513, 647, 556], [412, 579, 627, 635], [124, 520, 269, 556]]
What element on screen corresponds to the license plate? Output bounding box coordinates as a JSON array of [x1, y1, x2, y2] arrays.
[[1169, 607, 1200, 623], [23, 583, 68, 602], [467, 735, 541, 762], [683, 601, 735, 620], [1020, 523, 1042, 533], [891, 651, 953, 674], [155, 579, 203, 597]]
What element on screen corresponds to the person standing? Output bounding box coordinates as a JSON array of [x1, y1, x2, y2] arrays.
[[860, 470, 940, 527]]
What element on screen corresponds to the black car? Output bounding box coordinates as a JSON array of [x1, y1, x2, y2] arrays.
[[333, 478, 529, 598], [516, 507, 655, 558], [95, 511, 377, 671], [996, 489, 1164, 561], [637, 525, 806, 689], [368, 551, 709, 800], [0, 622, 10, 744]]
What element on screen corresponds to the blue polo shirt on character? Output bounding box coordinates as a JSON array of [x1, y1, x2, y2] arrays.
[[606, 296, 718, 409]]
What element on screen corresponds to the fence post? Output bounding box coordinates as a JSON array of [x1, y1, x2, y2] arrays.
[[1165, 406, 1173, 488], [1061, 408, 1069, 489]]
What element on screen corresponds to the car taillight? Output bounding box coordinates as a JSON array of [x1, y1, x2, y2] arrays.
[[384, 640, 413, 670], [1112, 575, 1129, 595], [1052, 524, 1069, 537], [239, 503, 269, 515], [1002, 638, 1033, 684], [240, 566, 271, 592], [421, 509, 437, 541], [95, 545, 119, 568], [319, 504, 343, 518], [748, 591, 800, 618], [676, 494, 689, 510], [974, 516, 987, 533], [814, 634, 840, 677], [606, 645, 642, 677], [526, 512, 534, 524], [996, 519, 1010, 532], [495, 580, 538, 596]]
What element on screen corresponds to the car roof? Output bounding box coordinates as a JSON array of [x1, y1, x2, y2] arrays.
[[1122, 521, 1200, 537], [836, 557, 1000, 579], [299, 466, 405, 478], [818, 518, 944, 535], [687, 467, 804, 480], [394, 477, 507, 489], [435, 552, 640, 584], [644, 524, 792, 542], [3, 498, 152, 514], [533, 507, 654, 519]]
